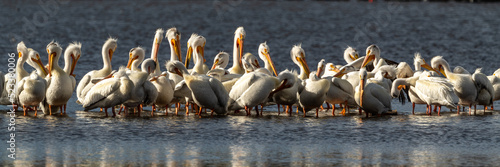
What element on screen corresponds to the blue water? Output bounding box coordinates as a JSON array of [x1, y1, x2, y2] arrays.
[[2, 0, 500, 166]]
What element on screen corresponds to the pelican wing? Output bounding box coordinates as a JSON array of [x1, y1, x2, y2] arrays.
[[332, 78, 354, 95], [208, 77, 229, 110], [76, 74, 91, 99], [473, 72, 495, 101], [415, 79, 458, 107], [143, 81, 158, 105], [82, 78, 120, 108], [368, 84, 392, 110]]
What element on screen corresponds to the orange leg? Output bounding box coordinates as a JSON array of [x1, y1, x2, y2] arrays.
[[412, 103, 415, 115], [104, 108, 108, 117], [315, 108, 319, 118], [23, 105, 27, 116], [49, 105, 52, 115], [34, 106, 38, 117], [438, 106, 441, 116], [185, 102, 190, 115], [303, 108, 306, 117], [152, 104, 156, 116]]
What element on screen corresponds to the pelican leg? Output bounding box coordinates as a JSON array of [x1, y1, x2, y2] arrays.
[[60, 106, 64, 115], [365, 111, 369, 118], [34, 106, 38, 117], [198, 107, 203, 118], [315, 108, 319, 118], [283, 105, 287, 114], [326, 102, 331, 111], [175, 103, 179, 115], [118, 106, 123, 115], [100, 108, 103, 112], [137, 106, 141, 117], [358, 107, 362, 115], [23, 105, 27, 116], [245, 106, 250, 116], [277, 104, 281, 115], [484, 105, 487, 113], [468, 104, 472, 116], [333, 104, 336, 112], [491, 105, 494, 110], [112, 107, 116, 117], [474, 105, 477, 115], [254, 106, 259, 116], [412, 103, 415, 115], [260, 105, 263, 116], [166, 105, 169, 116], [296, 106, 299, 114], [185, 102, 190, 115], [287, 105, 291, 116], [438, 106, 441, 116], [303, 108, 306, 117], [12, 104, 18, 112], [457, 105, 460, 115], [152, 104, 156, 116], [49, 105, 52, 115], [105, 108, 108, 117], [433, 105, 437, 113]]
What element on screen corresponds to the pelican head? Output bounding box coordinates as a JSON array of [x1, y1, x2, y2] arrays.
[[141, 58, 156, 75], [344, 46, 359, 63], [185, 33, 202, 67], [290, 44, 310, 78], [270, 69, 297, 95], [431, 56, 450, 78], [63, 42, 82, 77], [27, 48, 48, 76], [151, 28, 164, 62], [242, 58, 255, 73], [212, 51, 230, 70], [366, 44, 380, 59], [316, 59, 326, 78], [243, 53, 260, 69], [258, 42, 277, 76], [17, 41, 29, 62], [103, 37, 118, 66], [46, 41, 63, 76], [166, 60, 188, 77], [234, 26, 246, 66], [166, 27, 181, 61], [126, 47, 145, 71]]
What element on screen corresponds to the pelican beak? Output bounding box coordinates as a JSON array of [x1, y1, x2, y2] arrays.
[[202, 42, 206, 63], [150, 76, 158, 82], [361, 54, 375, 68], [153, 39, 160, 62], [18, 52, 22, 58], [238, 35, 244, 66], [420, 60, 440, 74], [211, 58, 220, 70], [171, 37, 181, 61], [329, 64, 340, 73], [185, 46, 192, 68], [397, 85, 406, 90], [108, 49, 114, 61], [333, 68, 346, 78], [70, 54, 80, 76], [126, 54, 138, 70], [438, 66, 447, 78], [316, 65, 323, 78], [297, 53, 310, 77], [32, 54, 48, 76], [270, 79, 289, 96], [48, 52, 56, 77], [174, 68, 183, 77], [253, 59, 260, 68], [262, 49, 278, 76], [350, 53, 359, 61]]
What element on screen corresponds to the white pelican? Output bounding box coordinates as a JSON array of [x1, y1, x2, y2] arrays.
[[150, 71, 175, 116], [167, 60, 229, 116], [298, 73, 330, 117], [63, 42, 81, 95], [324, 69, 355, 116], [166, 27, 181, 62], [431, 56, 477, 114], [126, 47, 145, 72], [355, 68, 392, 117], [343, 46, 359, 64], [396, 62, 414, 79], [172, 80, 192, 115], [17, 49, 48, 116], [122, 68, 158, 116], [487, 68, 500, 109], [76, 38, 117, 104], [188, 34, 209, 74], [44, 42, 74, 115], [272, 70, 299, 115], [290, 44, 311, 80], [258, 42, 278, 76], [472, 68, 494, 114], [16, 41, 30, 83], [365, 44, 386, 71], [82, 69, 133, 117], [228, 27, 246, 74], [151, 28, 164, 76]]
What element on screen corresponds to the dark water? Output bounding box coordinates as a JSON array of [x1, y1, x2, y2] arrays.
[[2, 0, 500, 166]]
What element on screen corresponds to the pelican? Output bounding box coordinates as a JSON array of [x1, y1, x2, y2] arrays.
[[76, 38, 117, 104], [151, 28, 164, 76], [272, 70, 299, 115], [16, 42, 30, 83], [17, 49, 48, 116], [82, 69, 133, 117], [166, 27, 181, 62], [126, 47, 145, 72], [44, 41, 74, 115], [258, 42, 278, 76], [228, 27, 246, 74], [431, 56, 477, 114], [487, 68, 500, 109], [290, 44, 310, 80], [150, 71, 175, 115], [472, 68, 494, 114], [188, 34, 209, 74], [167, 60, 229, 116], [122, 68, 158, 116], [298, 73, 330, 117], [355, 68, 392, 117], [453, 66, 470, 74], [323, 67, 356, 116], [63, 42, 81, 95], [343, 46, 359, 64]]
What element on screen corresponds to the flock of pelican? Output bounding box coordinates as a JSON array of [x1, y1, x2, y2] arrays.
[[2, 26, 499, 118]]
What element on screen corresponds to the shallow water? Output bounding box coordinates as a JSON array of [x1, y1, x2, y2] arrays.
[[2, 0, 500, 166]]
